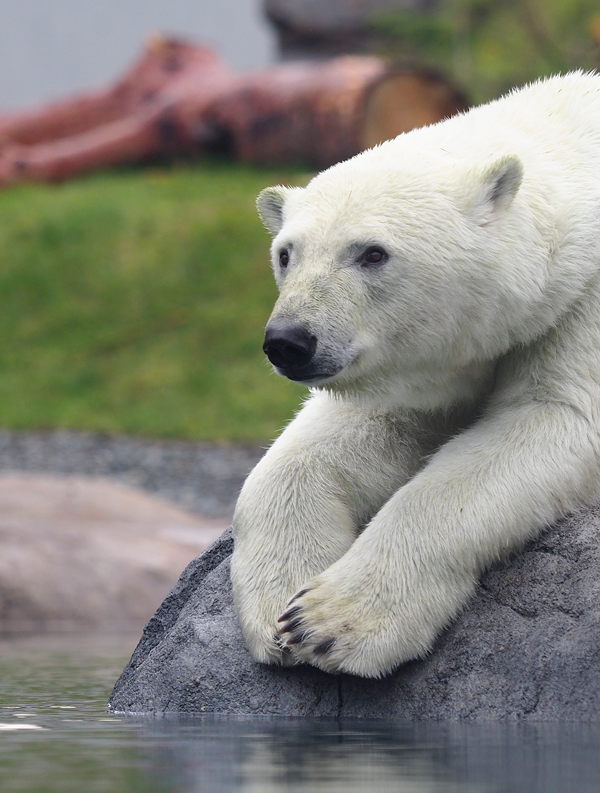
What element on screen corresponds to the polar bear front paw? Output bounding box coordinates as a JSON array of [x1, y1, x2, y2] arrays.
[[277, 582, 390, 677], [241, 617, 298, 667], [275, 572, 424, 678], [276, 556, 472, 678]]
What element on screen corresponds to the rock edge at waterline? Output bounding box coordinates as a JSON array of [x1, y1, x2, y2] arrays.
[[109, 506, 600, 719]]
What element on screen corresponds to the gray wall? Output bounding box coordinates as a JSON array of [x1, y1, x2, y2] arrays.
[[0, 0, 277, 112]]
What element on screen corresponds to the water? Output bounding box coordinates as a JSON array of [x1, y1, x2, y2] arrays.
[[1, 634, 600, 793]]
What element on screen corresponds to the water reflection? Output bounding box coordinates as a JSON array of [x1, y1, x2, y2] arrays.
[[1, 635, 600, 792], [139, 717, 600, 793], [142, 718, 483, 792]]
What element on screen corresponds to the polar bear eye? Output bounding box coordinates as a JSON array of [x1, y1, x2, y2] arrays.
[[362, 246, 387, 266], [279, 250, 290, 268]]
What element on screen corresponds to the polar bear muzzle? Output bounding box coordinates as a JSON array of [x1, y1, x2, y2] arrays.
[[263, 319, 322, 380]]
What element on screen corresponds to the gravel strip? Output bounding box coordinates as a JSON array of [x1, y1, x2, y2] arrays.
[[0, 430, 265, 519]]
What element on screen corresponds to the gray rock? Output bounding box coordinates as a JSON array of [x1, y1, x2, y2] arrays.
[[265, 0, 439, 60], [109, 527, 340, 715], [266, 0, 435, 34], [109, 506, 600, 719]]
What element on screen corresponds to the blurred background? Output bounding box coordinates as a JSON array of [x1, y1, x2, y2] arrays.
[[0, 0, 276, 111], [0, 0, 598, 639], [0, 0, 597, 451], [0, 0, 598, 446]]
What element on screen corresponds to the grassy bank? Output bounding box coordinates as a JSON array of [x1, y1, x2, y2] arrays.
[[0, 163, 309, 442]]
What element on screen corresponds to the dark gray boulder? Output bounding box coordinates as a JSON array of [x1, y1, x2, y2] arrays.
[[265, 0, 439, 60], [109, 506, 600, 719]]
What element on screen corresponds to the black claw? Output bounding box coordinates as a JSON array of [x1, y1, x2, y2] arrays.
[[287, 588, 309, 606], [274, 633, 292, 655], [314, 637, 336, 655], [278, 605, 301, 624], [280, 617, 303, 635], [287, 631, 308, 645]]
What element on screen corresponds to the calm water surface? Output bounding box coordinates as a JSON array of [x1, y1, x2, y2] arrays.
[[0, 634, 599, 793]]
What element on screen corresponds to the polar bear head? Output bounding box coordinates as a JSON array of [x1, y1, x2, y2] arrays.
[[256, 142, 547, 409]]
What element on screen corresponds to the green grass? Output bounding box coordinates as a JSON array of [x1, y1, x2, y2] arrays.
[[0, 163, 310, 442]]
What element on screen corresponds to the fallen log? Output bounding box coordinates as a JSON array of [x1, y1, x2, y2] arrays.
[[0, 36, 467, 187], [0, 36, 228, 146], [197, 59, 467, 166]]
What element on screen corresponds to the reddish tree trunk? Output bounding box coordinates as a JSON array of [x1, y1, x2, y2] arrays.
[[0, 36, 467, 187], [206, 60, 467, 166]]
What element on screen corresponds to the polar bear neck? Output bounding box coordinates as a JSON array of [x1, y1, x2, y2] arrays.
[[321, 356, 497, 413]]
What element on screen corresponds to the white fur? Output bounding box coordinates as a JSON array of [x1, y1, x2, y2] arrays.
[[231, 73, 600, 677]]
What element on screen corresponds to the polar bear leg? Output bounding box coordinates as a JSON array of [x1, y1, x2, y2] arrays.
[[231, 391, 435, 665], [279, 395, 600, 677]]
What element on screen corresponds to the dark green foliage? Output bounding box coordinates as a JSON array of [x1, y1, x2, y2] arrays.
[[373, 0, 600, 102]]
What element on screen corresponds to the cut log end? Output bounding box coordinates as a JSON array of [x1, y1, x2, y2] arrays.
[[360, 71, 468, 150]]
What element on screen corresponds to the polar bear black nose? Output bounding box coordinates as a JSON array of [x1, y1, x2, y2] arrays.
[[263, 322, 317, 370]]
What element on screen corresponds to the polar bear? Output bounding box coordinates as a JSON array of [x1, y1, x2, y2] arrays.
[[230, 72, 600, 678]]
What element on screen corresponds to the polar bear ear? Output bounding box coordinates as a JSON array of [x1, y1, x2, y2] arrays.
[[472, 155, 523, 225], [256, 186, 292, 235]]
